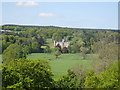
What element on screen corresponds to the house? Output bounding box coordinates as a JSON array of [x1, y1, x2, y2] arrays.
[[0, 30, 11, 32], [54, 39, 70, 49]]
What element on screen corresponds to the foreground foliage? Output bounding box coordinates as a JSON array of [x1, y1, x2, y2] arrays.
[[85, 61, 119, 88], [2, 59, 54, 89]]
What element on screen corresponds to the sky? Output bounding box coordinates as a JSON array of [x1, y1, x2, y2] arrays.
[[1, 1, 118, 29]]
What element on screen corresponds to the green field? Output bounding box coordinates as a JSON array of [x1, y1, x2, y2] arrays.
[[27, 53, 95, 80]]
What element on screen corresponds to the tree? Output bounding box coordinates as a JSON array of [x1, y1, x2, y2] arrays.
[[97, 61, 119, 88], [53, 47, 61, 59], [71, 44, 80, 53], [93, 42, 118, 74], [31, 42, 40, 53], [52, 32, 63, 41], [2, 59, 54, 89], [67, 46, 72, 53], [0, 40, 2, 54], [62, 47, 68, 53], [56, 70, 79, 88], [85, 61, 119, 88], [80, 47, 88, 59], [2, 43, 26, 63], [72, 63, 86, 88], [44, 46, 51, 53], [85, 70, 100, 88]]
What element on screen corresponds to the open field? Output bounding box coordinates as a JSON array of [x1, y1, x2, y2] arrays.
[[27, 53, 95, 80]]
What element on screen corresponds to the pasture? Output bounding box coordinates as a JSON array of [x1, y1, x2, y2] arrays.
[[27, 53, 95, 80]]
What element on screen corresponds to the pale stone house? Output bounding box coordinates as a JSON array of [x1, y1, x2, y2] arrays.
[[54, 39, 70, 49]]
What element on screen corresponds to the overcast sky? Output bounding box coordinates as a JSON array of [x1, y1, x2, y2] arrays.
[[2, 2, 118, 29]]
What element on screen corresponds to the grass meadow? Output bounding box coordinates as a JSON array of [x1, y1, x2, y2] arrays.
[[27, 53, 95, 80]]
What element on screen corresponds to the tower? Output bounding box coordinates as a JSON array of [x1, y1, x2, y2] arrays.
[[61, 39, 65, 48], [54, 41, 56, 47]]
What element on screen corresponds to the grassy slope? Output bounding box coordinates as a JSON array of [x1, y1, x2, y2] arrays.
[[27, 53, 95, 80]]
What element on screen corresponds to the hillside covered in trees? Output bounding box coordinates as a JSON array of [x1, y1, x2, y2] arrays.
[[0, 24, 119, 89]]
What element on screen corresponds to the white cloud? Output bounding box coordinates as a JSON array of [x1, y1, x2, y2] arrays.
[[16, 0, 39, 6], [38, 13, 56, 17]]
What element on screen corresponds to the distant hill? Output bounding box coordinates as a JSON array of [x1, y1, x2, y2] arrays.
[[2, 24, 118, 32]]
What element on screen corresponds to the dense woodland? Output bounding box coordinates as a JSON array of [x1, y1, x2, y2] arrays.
[[0, 25, 119, 89]]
